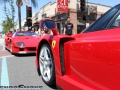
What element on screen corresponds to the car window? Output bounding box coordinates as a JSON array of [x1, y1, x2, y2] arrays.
[[15, 32, 24, 36], [24, 32, 39, 36], [109, 14, 120, 28], [83, 4, 120, 33], [42, 20, 55, 28], [15, 32, 39, 36], [12, 32, 16, 37]]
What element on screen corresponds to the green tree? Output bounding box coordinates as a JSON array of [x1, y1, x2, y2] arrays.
[[1, 19, 13, 34], [9, 0, 15, 27], [1, 0, 15, 33], [1, 0, 39, 30]]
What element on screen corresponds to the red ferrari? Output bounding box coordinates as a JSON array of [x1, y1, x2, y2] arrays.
[[5, 31, 40, 54], [35, 4, 120, 90]]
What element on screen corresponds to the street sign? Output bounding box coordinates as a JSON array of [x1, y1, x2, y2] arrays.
[[57, 0, 68, 12]]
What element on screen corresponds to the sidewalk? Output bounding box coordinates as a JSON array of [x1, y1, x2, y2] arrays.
[[0, 38, 4, 45]]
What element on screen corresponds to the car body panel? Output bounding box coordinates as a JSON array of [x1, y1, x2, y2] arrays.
[[60, 28, 120, 90], [35, 28, 120, 89]]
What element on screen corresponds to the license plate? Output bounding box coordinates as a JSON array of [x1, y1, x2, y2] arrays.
[[19, 51, 27, 53]]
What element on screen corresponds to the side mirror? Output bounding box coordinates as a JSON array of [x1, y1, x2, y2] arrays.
[[40, 19, 58, 35]]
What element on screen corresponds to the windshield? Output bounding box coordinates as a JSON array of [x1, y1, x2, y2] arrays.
[[15, 31, 39, 36], [41, 20, 55, 28], [82, 4, 120, 33]]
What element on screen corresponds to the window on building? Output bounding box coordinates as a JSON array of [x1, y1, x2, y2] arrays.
[[89, 13, 97, 20], [77, 12, 82, 18], [76, 3, 79, 10], [42, 13, 47, 18], [55, 16, 58, 20], [61, 13, 68, 19], [55, 8, 56, 14], [57, 15, 61, 20]]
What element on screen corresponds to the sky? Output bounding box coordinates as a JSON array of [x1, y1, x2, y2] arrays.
[[0, 0, 120, 32]]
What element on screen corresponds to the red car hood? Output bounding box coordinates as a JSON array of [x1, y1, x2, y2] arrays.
[[12, 36, 40, 47]]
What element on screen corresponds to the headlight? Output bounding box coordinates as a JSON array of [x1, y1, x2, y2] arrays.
[[16, 42, 25, 47]]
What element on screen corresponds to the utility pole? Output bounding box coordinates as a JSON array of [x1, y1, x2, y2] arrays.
[[86, 0, 89, 27]]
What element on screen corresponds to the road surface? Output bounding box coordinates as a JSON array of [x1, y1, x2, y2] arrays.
[[0, 38, 58, 90]]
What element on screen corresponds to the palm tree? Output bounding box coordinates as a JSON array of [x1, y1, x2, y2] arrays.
[[1, 0, 38, 7], [1, 0, 39, 30]]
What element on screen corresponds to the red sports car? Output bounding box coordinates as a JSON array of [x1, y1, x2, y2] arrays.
[[35, 4, 120, 90], [5, 31, 40, 54]]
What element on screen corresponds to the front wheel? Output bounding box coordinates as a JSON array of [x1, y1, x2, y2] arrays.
[[9, 42, 13, 54], [39, 43, 56, 86]]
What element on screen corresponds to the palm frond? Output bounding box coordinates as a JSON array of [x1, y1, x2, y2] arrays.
[[31, 0, 39, 8], [0, 0, 8, 3]]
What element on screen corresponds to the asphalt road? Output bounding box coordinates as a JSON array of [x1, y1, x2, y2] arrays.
[[0, 39, 58, 90]]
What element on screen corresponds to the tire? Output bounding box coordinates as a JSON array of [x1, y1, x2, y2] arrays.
[[5, 47, 7, 50], [5, 43, 7, 50], [39, 43, 56, 86], [10, 42, 13, 54]]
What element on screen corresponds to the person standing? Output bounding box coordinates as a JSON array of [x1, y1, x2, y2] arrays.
[[35, 29, 39, 35], [64, 17, 74, 36]]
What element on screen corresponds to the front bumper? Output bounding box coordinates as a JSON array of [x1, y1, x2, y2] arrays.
[[12, 46, 36, 54], [15, 51, 36, 54]]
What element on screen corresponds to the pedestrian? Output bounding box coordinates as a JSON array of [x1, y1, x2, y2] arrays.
[[63, 17, 74, 36], [14, 29, 16, 32], [35, 29, 39, 35], [40, 29, 46, 37]]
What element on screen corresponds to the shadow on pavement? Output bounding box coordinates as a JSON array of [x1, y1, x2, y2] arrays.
[[14, 53, 36, 57], [48, 85, 58, 90]]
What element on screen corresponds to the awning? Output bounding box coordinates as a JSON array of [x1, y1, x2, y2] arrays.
[[33, 23, 39, 26], [77, 22, 85, 26]]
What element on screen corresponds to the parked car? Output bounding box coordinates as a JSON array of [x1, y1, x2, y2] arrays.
[[35, 4, 120, 90], [5, 31, 40, 54]]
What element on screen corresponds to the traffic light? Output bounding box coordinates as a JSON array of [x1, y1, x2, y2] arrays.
[[27, 19, 32, 27], [80, 0, 86, 11], [27, 7, 32, 18]]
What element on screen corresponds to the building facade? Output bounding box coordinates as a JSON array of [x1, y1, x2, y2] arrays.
[[15, 0, 111, 33]]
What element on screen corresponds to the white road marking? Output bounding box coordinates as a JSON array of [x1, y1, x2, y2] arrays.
[[1, 56, 9, 86], [0, 55, 14, 59]]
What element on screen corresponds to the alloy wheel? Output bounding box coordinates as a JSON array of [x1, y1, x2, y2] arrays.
[[39, 44, 53, 82]]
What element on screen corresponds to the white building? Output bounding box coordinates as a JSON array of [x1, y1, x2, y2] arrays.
[[15, 0, 112, 33]]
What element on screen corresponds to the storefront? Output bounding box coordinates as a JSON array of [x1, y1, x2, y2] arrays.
[[52, 13, 69, 34]]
